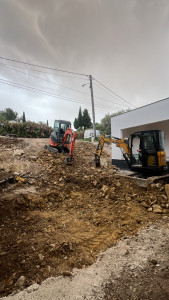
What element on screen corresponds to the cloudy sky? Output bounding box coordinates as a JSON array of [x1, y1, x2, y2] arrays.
[[0, 0, 169, 126]]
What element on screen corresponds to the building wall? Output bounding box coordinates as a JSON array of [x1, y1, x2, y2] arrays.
[[84, 129, 100, 139], [111, 98, 169, 160]]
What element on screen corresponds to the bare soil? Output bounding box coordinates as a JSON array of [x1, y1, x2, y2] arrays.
[[0, 136, 169, 298]]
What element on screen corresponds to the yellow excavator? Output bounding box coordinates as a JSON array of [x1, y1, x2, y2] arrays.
[[95, 130, 167, 175]]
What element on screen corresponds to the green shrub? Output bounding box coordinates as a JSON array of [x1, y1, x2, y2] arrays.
[[0, 121, 53, 138]]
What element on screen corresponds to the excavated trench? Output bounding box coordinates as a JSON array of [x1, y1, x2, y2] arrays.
[[0, 137, 169, 297]]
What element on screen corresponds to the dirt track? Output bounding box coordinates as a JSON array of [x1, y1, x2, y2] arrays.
[[0, 136, 169, 298]]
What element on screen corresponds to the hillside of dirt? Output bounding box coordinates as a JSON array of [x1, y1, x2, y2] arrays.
[[0, 136, 169, 297]]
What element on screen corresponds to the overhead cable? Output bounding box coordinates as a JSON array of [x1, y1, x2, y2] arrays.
[[93, 78, 136, 108], [0, 78, 120, 110], [0, 56, 88, 77]]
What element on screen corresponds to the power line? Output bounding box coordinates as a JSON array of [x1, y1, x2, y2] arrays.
[[0, 62, 126, 108], [0, 62, 88, 80], [0, 56, 88, 77], [0, 63, 90, 97], [93, 78, 136, 108], [93, 81, 128, 108], [0, 78, 120, 110], [0, 56, 135, 111], [0, 78, 90, 104], [0, 70, 93, 106]]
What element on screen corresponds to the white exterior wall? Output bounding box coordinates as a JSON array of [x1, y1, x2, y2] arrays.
[[84, 129, 100, 139], [111, 98, 169, 160]]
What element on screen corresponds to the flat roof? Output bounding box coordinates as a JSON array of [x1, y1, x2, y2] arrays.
[[112, 96, 169, 119]]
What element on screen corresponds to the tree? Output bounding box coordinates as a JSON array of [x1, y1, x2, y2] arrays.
[[73, 117, 79, 129], [73, 107, 92, 130], [0, 111, 6, 121], [77, 107, 83, 129], [82, 109, 92, 129], [0, 108, 18, 121], [99, 110, 129, 135], [95, 122, 101, 130], [22, 112, 26, 123]]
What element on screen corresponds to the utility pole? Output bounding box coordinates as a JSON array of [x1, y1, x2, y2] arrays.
[[89, 75, 96, 140]]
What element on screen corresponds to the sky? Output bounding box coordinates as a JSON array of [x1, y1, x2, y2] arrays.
[[0, 0, 169, 127]]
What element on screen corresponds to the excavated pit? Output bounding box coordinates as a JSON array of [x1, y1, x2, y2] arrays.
[[0, 137, 169, 297]]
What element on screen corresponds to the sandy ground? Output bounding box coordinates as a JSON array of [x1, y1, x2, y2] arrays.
[[0, 136, 169, 299]]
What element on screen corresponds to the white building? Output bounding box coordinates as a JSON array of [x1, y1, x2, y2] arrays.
[[84, 129, 100, 139], [111, 97, 169, 168]]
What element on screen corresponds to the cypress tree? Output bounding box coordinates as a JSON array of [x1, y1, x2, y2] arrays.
[[77, 107, 83, 129], [73, 117, 79, 129], [82, 109, 92, 129], [23, 112, 26, 123]]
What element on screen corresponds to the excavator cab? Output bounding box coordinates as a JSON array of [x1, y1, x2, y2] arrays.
[[130, 130, 167, 174], [54, 120, 71, 142], [48, 120, 72, 153]]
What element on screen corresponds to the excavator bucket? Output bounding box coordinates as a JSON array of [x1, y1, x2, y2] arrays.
[[94, 155, 101, 167], [44, 145, 59, 153], [64, 156, 74, 165]]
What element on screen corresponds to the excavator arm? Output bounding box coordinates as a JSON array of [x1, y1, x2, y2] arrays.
[[94, 134, 131, 167], [62, 127, 76, 164]]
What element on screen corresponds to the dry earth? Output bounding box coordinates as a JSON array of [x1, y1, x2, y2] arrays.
[[0, 136, 169, 299]]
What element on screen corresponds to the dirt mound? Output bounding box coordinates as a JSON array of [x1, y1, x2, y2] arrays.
[[0, 138, 169, 297]]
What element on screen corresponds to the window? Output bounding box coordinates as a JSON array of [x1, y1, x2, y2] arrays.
[[54, 121, 59, 131], [159, 131, 164, 151], [142, 133, 155, 150], [61, 124, 67, 132]]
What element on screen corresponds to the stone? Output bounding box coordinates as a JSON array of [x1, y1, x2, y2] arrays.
[[28, 179, 36, 185], [162, 194, 167, 200], [39, 254, 44, 261], [115, 181, 121, 187], [148, 207, 153, 212], [126, 197, 131, 201], [110, 187, 115, 193], [21, 260, 26, 264], [16, 198, 25, 205], [27, 283, 39, 293], [156, 183, 162, 188], [101, 185, 109, 193], [142, 201, 149, 208], [165, 184, 169, 200], [29, 156, 37, 161], [16, 276, 26, 287], [152, 204, 163, 213], [14, 150, 24, 156]]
